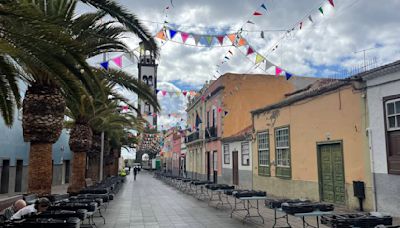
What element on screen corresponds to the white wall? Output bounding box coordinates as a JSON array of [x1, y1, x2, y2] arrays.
[[366, 70, 400, 174], [222, 140, 252, 171]]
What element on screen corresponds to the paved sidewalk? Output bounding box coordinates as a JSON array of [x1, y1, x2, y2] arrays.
[[97, 171, 258, 228]]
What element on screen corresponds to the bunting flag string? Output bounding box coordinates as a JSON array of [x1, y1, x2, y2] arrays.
[[157, 89, 197, 97]]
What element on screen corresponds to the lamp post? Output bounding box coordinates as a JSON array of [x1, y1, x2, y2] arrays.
[[99, 131, 104, 181]]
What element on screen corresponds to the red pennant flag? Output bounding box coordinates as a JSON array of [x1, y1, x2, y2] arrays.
[[218, 107, 222, 113], [182, 91, 187, 96], [328, 0, 334, 7], [246, 47, 254, 55], [201, 96, 205, 102], [217, 36, 224, 45], [162, 91, 167, 96], [253, 11, 262, 16]]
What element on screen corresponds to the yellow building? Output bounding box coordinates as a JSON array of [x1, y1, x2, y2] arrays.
[[186, 73, 316, 182], [251, 79, 373, 210]]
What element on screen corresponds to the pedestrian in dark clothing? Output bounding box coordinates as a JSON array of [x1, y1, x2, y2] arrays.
[[133, 167, 138, 181]]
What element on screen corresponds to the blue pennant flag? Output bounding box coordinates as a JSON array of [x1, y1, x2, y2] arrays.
[[169, 29, 177, 39], [285, 72, 293, 80], [156, 89, 160, 94], [261, 3, 267, 11], [100, 61, 109, 70]]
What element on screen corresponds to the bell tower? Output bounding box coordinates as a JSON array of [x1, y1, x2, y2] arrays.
[[138, 42, 158, 129]]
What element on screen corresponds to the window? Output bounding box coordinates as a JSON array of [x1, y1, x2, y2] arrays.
[[275, 127, 291, 178], [212, 109, 216, 127], [148, 76, 153, 86], [224, 144, 230, 164], [386, 98, 400, 131], [207, 111, 210, 128], [142, 75, 148, 84], [144, 102, 151, 113], [241, 142, 250, 166], [257, 131, 270, 176], [384, 96, 400, 175]]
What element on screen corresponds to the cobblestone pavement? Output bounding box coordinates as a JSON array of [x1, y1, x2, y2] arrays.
[[95, 171, 332, 228]]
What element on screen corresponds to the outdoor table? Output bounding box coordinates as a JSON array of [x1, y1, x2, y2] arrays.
[[191, 181, 212, 200], [208, 189, 232, 209], [230, 196, 267, 224], [272, 208, 333, 228]]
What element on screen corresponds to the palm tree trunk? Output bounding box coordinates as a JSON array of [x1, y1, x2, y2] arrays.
[[67, 152, 87, 194], [86, 154, 99, 182], [27, 143, 53, 195]]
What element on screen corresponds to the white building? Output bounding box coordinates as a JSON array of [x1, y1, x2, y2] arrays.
[[365, 60, 400, 216], [220, 126, 253, 189]]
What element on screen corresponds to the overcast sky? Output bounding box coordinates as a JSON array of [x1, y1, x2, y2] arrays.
[[81, 0, 400, 144]]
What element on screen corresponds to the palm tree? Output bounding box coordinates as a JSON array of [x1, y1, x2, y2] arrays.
[[66, 70, 154, 193], [1, 0, 158, 195]]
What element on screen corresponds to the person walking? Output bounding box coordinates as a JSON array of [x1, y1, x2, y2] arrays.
[[133, 166, 138, 181]]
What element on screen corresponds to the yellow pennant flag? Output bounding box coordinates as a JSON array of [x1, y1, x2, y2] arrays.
[[255, 54, 265, 64], [156, 30, 166, 40]]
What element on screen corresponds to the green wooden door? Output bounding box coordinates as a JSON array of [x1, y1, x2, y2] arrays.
[[318, 143, 345, 204]]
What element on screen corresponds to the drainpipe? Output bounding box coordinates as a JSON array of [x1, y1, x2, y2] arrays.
[[367, 128, 378, 211]]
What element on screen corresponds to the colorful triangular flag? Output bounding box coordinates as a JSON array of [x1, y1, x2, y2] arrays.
[[100, 61, 109, 70], [206, 36, 213, 46], [285, 72, 293, 80], [253, 11, 262, 16], [261, 3, 267, 11], [308, 15, 314, 23], [228, 34, 236, 44], [162, 91, 167, 96], [228, 50, 233, 55], [169, 29, 177, 39], [246, 47, 254, 55], [328, 0, 334, 7], [260, 31, 264, 38], [255, 54, 265, 64], [237, 38, 247, 47], [218, 107, 222, 113], [217, 36, 224, 45], [193, 34, 201, 45], [275, 66, 283, 76], [246, 20, 255, 24], [224, 111, 229, 116], [112, 56, 122, 68], [300, 22, 303, 30], [181, 32, 189, 43], [224, 56, 230, 60], [156, 89, 160, 94], [319, 7, 324, 15], [156, 30, 166, 40], [182, 91, 187, 96], [265, 60, 273, 70]]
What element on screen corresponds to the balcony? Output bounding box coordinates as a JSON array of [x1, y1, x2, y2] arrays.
[[205, 126, 217, 139], [186, 131, 200, 143]]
